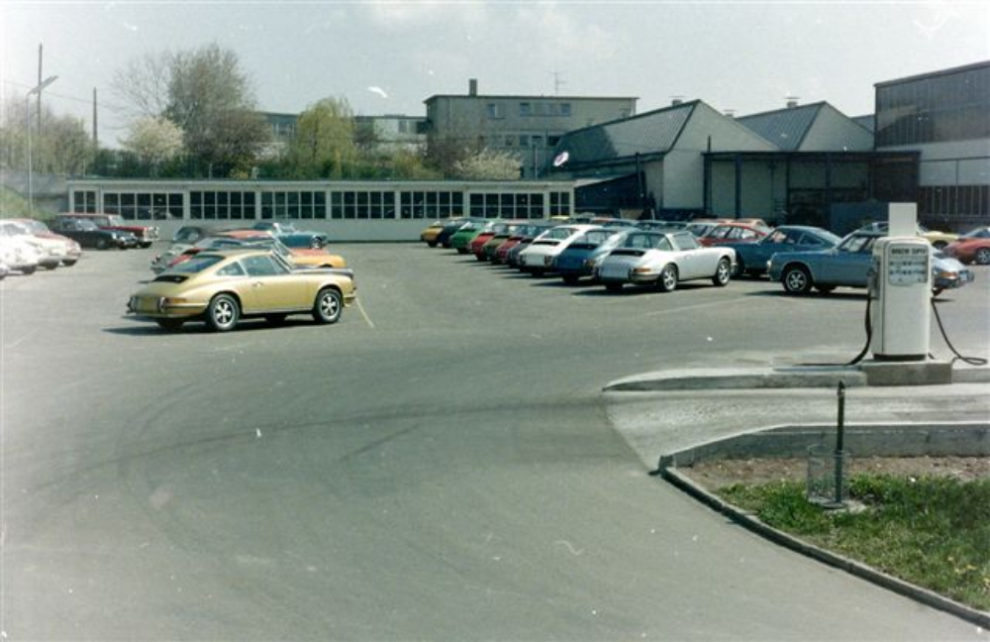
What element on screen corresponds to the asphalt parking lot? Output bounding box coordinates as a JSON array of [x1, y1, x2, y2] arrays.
[[2, 243, 988, 640]]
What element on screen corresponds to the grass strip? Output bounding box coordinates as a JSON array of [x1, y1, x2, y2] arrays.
[[718, 474, 990, 611]]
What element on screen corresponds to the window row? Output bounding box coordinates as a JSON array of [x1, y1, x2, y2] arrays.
[[876, 67, 990, 146], [191, 191, 258, 220], [103, 192, 184, 220], [71, 189, 574, 220], [918, 185, 990, 218]]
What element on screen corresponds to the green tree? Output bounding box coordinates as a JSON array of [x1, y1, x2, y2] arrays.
[[286, 97, 357, 178], [0, 95, 94, 176], [163, 43, 270, 177]]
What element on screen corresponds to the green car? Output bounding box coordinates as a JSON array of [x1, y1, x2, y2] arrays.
[[449, 220, 494, 254]]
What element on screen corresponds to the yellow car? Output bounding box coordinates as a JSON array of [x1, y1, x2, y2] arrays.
[[127, 249, 357, 332], [420, 219, 460, 247]]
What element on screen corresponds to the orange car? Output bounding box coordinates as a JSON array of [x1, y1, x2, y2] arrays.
[[217, 229, 346, 269]]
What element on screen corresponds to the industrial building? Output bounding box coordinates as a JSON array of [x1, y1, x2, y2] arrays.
[[548, 99, 917, 230], [874, 61, 989, 230], [424, 79, 637, 179]]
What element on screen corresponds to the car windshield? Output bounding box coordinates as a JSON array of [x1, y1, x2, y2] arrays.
[[961, 227, 990, 239], [21, 220, 48, 233], [171, 254, 223, 273], [174, 227, 207, 243], [838, 234, 876, 253]]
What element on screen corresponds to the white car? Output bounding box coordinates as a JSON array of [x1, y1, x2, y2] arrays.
[[517, 224, 599, 276], [8, 218, 83, 266], [0, 235, 42, 275], [596, 230, 736, 292], [0, 220, 78, 270]]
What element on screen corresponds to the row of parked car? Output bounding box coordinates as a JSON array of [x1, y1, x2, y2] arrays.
[[0, 213, 163, 280], [420, 216, 983, 296], [126, 221, 356, 332]]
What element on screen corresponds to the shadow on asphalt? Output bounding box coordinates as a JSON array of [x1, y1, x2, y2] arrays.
[[104, 317, 319, 336], [745, 288, 867, 300]]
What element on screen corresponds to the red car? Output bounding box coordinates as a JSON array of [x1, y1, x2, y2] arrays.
[[943, 227, 990, 265], [698, 222, 769, 247], [57, 213, 159, 248]]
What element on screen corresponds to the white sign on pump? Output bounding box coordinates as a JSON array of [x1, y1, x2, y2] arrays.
[[888, 202, 917, 237]]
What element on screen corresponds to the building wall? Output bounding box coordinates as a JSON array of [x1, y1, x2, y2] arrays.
[[66, 179, 576, 242], [800, 104, 874, 151], [659, 103, 776, 211], [426, 92, 636, 179], [874, 62, 990, 227]]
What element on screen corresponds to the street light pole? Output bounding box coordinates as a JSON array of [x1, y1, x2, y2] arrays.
[[26, 75, 58, 215]]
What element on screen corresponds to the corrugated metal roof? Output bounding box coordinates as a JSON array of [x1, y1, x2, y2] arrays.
[[736, 103, 824, 151], [552, 102, 695, 165]]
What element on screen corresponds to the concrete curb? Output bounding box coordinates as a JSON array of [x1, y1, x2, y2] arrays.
[[605, 366, 867, 391], [604, 362, 990, 392], [659, 465, 990, 630]]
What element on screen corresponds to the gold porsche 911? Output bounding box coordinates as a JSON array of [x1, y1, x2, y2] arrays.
[[127, 249, 357, 332]]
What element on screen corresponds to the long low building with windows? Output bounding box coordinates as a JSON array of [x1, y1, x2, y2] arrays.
[[65, 179, 576, 241]]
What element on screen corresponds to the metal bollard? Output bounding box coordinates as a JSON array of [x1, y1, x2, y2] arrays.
[[834, 381, 846, 505]]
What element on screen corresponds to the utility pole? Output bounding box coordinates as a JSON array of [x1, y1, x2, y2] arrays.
[[93, 88, 99, 146], [37, 44, 43, 134], [551, 71, 566, 96]]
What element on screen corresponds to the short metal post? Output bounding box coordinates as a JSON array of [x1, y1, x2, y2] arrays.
[[834, 381, 846, 505]]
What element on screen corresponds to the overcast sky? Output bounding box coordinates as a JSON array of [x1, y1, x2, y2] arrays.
[[3, 1, 988, 147]]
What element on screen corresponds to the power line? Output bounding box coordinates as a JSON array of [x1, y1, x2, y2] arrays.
[[2, 79, 129, 111]]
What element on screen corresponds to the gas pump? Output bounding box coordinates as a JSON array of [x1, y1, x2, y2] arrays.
[[868, 236, 932, 361]]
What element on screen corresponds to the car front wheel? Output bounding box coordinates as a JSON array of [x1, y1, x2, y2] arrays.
[[206, 294, 240, 332], [976, 248, 990, 265], [712, 258, 731, 286], [782, 265, 813, 294], [313, 288, 343, 324]]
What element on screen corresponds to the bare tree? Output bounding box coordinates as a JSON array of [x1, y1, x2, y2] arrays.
[[110, 51, 174, 120]]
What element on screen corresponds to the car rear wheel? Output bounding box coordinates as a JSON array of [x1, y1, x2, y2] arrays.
[[206, 294, 240, 332], [782, 265, 812, 294], [313, 288, 343, 324], [976, 248, 990, 265], [712, 258, 731, 286], [21, 265, 36, 275], [62, 259, 77, 267], [658, 264, 678, 292]]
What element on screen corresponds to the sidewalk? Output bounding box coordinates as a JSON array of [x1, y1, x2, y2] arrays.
[[603, 357, 990, 629]]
